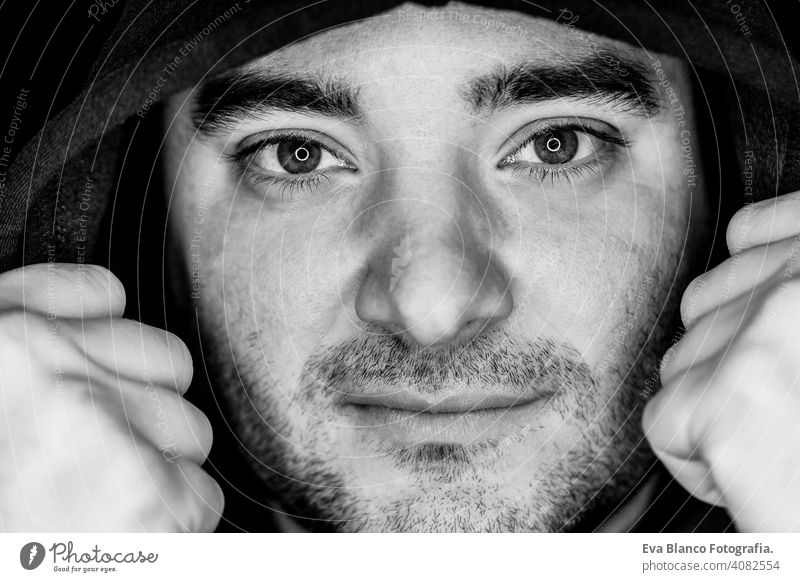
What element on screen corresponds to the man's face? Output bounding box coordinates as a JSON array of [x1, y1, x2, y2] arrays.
[[162, 3, 705, 531]]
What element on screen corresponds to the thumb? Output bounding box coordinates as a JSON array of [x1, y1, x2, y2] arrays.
[[0, 263, 126, 318]]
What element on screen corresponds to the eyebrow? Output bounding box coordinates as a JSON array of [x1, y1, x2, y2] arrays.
[[192, 70, 362, 134], [193, 54, 661, 136], [466, 56, 661, 117]]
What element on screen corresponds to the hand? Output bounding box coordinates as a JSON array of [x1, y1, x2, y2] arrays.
[[0, 263, 223, 532], [643, 191, 800, 532]]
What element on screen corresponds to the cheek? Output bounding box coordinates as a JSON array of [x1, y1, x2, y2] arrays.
[[194, 196, 349, 374], [509, 176, 689, 361]]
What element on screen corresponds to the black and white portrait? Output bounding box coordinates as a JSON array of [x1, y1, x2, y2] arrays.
[[1, 0, 800, 539]]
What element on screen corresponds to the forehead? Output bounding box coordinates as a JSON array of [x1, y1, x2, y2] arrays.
[[241, 3, 665, 92]]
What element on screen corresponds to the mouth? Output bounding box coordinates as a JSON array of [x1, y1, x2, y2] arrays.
[[340, 389, 553, 444], [342, 391, 540, 413]]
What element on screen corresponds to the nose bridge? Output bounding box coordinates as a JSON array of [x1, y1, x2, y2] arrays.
[[372, 166, 483, 275], [377, 156, 485, 230], [355, 168, 513, 347]]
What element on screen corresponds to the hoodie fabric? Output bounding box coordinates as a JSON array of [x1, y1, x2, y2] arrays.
[[1, 0, 798, 532]]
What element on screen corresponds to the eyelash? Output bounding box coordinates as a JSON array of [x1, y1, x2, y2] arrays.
[[500, 121, 629, 185], [228, 131, 350, 200], [231, 122, 629, 199], [243, 168, 333, 198]]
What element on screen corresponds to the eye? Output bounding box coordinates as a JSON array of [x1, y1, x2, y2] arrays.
[[498, 119, 629, 184], [228, 131, 358, 201], [247, 135, 351, 176], [503, 128, 604, 166]]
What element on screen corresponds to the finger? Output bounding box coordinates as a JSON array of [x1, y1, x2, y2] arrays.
[[115, 449, 224, 532], [0, 263, 126, 318], [716, 411, 800, 532], [662, 290, 754, 385], [647, 347, 785, 461], [170, 458, 225, 533], [61, 318, 194, 393], [114, 379, 213, 465], [664, 276, 800, 386], [650, 384, 800, 531], [655, 450, 726, 507], [681, 238, 793, 328], [642, 359, 715, 460], [727, 191, 800, 255]]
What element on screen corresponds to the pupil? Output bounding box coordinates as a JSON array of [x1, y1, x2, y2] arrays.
[[277, 139, 322, 173], [534, 130, 579, 164], [546, 137, 561, 152]]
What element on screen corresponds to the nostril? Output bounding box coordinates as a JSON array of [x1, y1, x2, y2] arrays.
[[355, 226, 514, 348], [462, 317, 492, 338]]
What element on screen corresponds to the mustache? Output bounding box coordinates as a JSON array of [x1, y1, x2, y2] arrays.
[[299, 329, 597, 396]]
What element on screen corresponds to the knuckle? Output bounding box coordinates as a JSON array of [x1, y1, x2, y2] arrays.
[[114, 322, 193, 387], [118, 318, 154, 348], [658, 342, 680, 381], [716, 345, 780, 410], [83, 264, 126, 305], [191, 404, 214, 459], [154, 326, 192, 372], [737, 279, 797, 339], [681, 274, 708, 324], [726, 204, 754, 253], [161, 329, 193, 387], [173, 335, 194, 382], [50, 262, 89, 284], [640, 395, 663, 435], [119, 455, 178, 530], [182, 464, 223, 532], [141, 459, 193, 531]]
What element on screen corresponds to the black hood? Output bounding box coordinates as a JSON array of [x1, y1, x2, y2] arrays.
[[2, 0, 800, 271], [2, 0, 798, 531]]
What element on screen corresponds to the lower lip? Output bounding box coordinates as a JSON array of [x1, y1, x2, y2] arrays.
[[343, 399, 548, 444]]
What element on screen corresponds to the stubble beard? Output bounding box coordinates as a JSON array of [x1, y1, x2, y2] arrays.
[[202, 305, 676, 532]]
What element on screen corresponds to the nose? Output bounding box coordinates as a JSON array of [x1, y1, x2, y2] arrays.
[[355, 180, 513, 348]]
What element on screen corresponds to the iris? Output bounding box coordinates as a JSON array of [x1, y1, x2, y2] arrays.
[[277, 139, 322, 173]]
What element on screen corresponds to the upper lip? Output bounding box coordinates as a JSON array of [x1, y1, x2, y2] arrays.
[[340, 390, 542, 413]]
